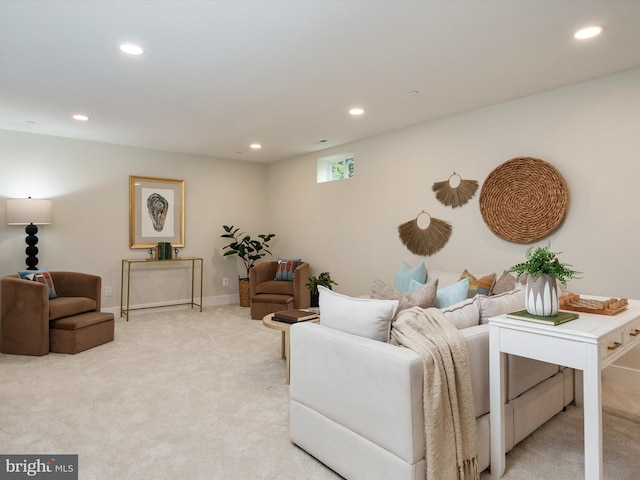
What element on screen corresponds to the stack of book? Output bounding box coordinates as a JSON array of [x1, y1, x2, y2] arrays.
[[272, 309, 319, 324]]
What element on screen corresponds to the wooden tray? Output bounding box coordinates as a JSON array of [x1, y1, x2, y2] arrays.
[[559, 293, 628, 315]]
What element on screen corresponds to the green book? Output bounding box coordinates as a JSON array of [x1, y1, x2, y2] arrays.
[[157, 242, 172, 260], [506, 309, 579, 326]]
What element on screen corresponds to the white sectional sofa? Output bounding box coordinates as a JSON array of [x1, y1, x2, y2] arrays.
[[289, 285, 575, 479]]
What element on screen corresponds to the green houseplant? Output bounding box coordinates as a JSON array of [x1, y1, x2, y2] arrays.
[[306, 272, 338, 308], [508, 244, 581, 316], [221, 225, 276, 306]]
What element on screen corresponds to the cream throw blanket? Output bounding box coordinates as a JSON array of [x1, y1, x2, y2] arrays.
[[390, 307, 479, 480]]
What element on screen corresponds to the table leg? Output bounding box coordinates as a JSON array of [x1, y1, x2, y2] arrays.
[[280, 332, 286, 359], [490, 325, 507, 478], [583, 345, 603, 480]]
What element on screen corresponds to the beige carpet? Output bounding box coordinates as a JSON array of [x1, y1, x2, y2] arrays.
[[1, 305, 639, 479], [480, 387, 640, 480]]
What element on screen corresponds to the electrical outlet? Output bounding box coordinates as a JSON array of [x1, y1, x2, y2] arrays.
[[105, 286, 112, 297], [222, 278, 229, 287]]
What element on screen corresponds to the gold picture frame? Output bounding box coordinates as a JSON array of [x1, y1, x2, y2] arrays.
[[129, 176, 185, 249]]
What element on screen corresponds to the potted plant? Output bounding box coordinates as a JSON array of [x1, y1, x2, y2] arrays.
[[221, 225, 276, 306], [306, 272, 338, 308], [508, 244, 581, 316]]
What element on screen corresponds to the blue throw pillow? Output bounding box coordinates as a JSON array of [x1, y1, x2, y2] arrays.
[[435, 277, 469, 309], [394, 262, 427, 293]]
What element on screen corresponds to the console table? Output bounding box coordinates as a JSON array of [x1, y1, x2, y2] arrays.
[[489, 297, 640, 479], [120, 257, 203, 320]]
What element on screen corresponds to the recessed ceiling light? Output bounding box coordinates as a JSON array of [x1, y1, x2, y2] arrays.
[[574, 25, 605, 40], [250, 143, 262, 150], [349, 108, 365, 116], [72, 114, 90, 121], [119, 43, 144, 55]]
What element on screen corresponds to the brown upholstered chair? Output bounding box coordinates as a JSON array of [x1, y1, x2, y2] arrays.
[[1, 271, 114, 356], [249, 261, 311, 320]]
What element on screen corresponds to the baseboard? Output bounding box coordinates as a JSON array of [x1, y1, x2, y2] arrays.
[[102, 294, 240, 317], [603, 364, 640, 389]]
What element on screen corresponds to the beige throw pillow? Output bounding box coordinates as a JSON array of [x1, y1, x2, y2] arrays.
[[477, 287, 525, 324], [371, 278, 438, 312], [492, 271, 517, 295]]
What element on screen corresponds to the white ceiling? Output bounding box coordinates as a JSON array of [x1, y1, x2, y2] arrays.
[[1, 1, 640, 163]]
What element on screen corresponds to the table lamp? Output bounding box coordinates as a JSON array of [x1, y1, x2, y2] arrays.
[[6, 197, 53, 270]]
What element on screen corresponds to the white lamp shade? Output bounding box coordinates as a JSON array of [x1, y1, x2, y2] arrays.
[[6, 198, 53, 225]]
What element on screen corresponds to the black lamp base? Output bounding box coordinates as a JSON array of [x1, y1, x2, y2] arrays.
[[25, 223, 40, 270]]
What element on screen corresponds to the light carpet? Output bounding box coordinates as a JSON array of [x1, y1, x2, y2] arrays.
[[1, 305, 639, 480]]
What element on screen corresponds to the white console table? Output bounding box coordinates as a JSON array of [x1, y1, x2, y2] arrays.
[[120, 257, 203, 320], [489, 298, 640, 479]]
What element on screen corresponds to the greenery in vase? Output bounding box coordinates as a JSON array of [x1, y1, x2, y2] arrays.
[[221, 225, 276, 279], [507, 244, 581, 287], [306, 272, 338, 296]]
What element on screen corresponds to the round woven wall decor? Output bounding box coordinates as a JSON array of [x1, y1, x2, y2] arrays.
[[479, 157, 568, 244]]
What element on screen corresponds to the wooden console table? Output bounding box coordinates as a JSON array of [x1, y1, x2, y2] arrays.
[[489, 297, 640, 479], [120, 257, 203, 320]]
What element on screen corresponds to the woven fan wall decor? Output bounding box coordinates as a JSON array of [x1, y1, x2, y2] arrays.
[[479, 157, 568, 244], [398, 211, 452, 256], [432, 172, 479, 208]]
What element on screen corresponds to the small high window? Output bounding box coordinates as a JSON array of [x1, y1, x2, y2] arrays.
[[317, 153, 354, 183]]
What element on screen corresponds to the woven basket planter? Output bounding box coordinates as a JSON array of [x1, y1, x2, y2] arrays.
[[479, 157, 568, 244], [238, 278, 251, 307]]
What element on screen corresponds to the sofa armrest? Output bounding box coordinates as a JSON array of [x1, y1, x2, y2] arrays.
[[1, 276, 50, 355], [51, 272, 101, 311], [459, 324, 490, 417], [290, 322, 425, 464], [292, 262, 310, 309]]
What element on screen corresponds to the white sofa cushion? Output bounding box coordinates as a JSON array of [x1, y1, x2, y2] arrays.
[[426, 268, 460, 288], [319, 285, 399, 342], [477, 286, 525, 324], [440, 296, 481, 330]]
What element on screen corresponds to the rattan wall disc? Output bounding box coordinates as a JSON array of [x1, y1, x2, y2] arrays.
[[479, 157, 568, 244]]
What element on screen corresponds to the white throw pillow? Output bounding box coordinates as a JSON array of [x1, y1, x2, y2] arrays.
[[477, 287, 525, 324], [441, 296, 481, 330], [319, 286, 399, 342]]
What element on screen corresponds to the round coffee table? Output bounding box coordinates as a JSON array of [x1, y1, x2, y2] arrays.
[[262, 313, 318, 385]]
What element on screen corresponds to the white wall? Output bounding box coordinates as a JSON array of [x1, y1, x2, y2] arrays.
[[0, 130, 269, 310], [268, 68, 640, 299], [2, 68, 639, 377]]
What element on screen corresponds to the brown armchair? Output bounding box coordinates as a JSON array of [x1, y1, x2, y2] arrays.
[[1, 271, 114, 355], [249, 261, 311, 319]]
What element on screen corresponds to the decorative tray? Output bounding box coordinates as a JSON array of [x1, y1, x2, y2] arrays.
[[559, 293, 628, 315]]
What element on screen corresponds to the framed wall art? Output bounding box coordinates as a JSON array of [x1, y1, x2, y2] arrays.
[[129, 176, 185, 248]]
